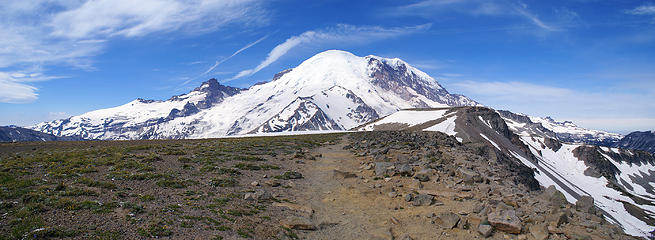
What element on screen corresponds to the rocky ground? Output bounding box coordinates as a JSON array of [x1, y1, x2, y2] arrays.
[[0, 131, 641, 239]]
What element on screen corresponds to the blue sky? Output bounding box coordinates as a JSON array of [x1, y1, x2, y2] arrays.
[[1, 0, 654, 133]]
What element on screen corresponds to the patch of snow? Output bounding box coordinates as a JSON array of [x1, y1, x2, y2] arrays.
[[361, 109, 449, 131], [479, 133, 500, 150], [518, 136, 655, 237], [423, 114, 460, 142]]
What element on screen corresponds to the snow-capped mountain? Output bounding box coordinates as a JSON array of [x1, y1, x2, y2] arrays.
[[498, 110, 623, 146], [30, 50, 478, 140], [614, 131, 655, 153], [357, 107, 655, 238]]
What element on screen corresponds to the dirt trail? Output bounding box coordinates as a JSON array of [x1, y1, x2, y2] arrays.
[[290, 135, 474, 240]]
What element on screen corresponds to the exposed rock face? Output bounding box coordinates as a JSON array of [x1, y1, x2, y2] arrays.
[[367, 57, 478, 107], [170, 78, 244, 110], [615, 131, 655, 153], [497, 110, 622, 146], [251, 97, 343, 133]]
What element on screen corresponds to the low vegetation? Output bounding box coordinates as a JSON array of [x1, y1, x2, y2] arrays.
[[0, 134, 341, 239]]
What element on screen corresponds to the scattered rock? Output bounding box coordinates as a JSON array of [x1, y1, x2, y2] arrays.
[[388, 191, 398, 198], [363, 163, 374, 170], [333, 169, 357, 179], [250, 181, 259, 186], [405, 193, 414, 202], [544, 185, 567, 209], [576, 195, 596, 214], [530, 223, 549, 240], [375, 162, 394, 176], [478, 224, 493, 237], [281, 216, 316, 230], [458, 168, 482, 184], [410, 179, 423, 189], [435, 212, 460, 229], [547, 211, 568, 228], [488, 209, 522, 234], [396, 164, 413, 176], [413, 170, 431, 182], [412, 194, 434, 206], [273, 202, 314, 216], [244, 192, 256, 201], [473, 203, 485, 214], [265, 179, 281, 187], [244, 189, 272, 201]]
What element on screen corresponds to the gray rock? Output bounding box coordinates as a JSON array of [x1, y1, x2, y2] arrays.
[[488, 209, 522, 234], [244, 189, 272, 201], [576, 195, 596, 214], [435, 212, 460, 229], [473, 202, 485, 214], [458, 168, 482, 184], [544, 185, 568, 209], [530, 223, 549, 240], [333, 169, 357, 179], [405, 193, 414, 202], [265, 179, 281, 187], [375, 162, 394, 176], [388, 191, 398, 198], [412, 194, 434, 206], [478, 224, 493, 237], [396, 164, 413, 176], [547, 211, 568, 228], [414, 170, 431, 182], [280, 216, 316, 230]]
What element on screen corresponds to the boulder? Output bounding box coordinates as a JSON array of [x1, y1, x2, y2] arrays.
[[544, 185, 568, 209], [396, 164, 414, 176], [488, 209, 522, 234], [435, 212, 460, 229], [547, 211, 568, 228], [576, 195, 596, 214], [375, 162, 394, 176], [412, 194, 434, 206], [530, 223, 549, 240], [478, 224, 493, 237], [458, 168, 482, 184]]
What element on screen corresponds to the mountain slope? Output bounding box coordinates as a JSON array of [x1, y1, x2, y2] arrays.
[[614, 131, 655, 153], [498, 110, 623, 146], [31, 50, 478, 140], [0, 126, 81, 142], [357, 107, 655, 238]]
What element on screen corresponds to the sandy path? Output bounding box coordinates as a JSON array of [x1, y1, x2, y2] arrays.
[[289, 135, 476, 240]]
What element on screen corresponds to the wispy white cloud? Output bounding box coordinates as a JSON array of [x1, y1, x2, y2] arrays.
[[230, 24, 431, 80], [514, 5, 556, 31], [625, 4, 655, 22], [391, 0, 558, 32], [626, 4, 655, 15], [448, 80, 655, 132], [0, 0, 266, 103], [50, 0, 266, 39], [0, 71, 67, 103], [182, 35, 268, 85]]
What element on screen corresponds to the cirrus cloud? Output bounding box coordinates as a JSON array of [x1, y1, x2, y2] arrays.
[[230, 24, 432, 80], [0, 0, 266, 103]]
